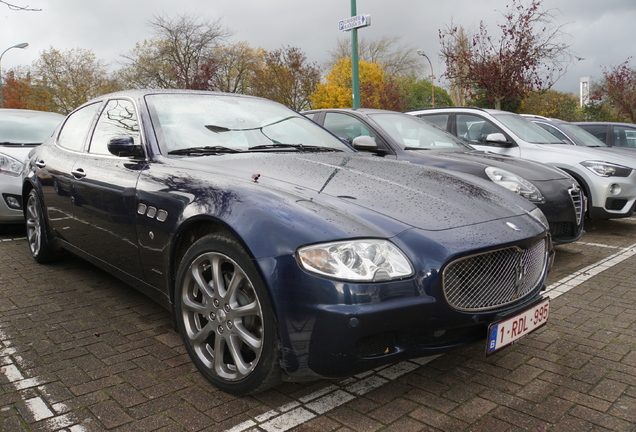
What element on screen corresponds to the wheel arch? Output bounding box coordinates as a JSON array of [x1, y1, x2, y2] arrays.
[[167, 216, 279, 316], [558, 168, 591, 212]]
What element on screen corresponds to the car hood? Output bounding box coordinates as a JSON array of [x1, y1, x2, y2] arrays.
[[402, 149, 570, 182], [531, 144, 636, 168], [0, 145, 34, 160], [182, 152, 536, 232]]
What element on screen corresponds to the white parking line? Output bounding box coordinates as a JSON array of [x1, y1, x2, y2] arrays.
[[224, 356, 439, 432], [224, 241, 636, 432], [545, 242, 636, 299]]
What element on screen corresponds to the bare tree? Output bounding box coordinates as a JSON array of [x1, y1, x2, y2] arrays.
[[440, 0, 573, 110], [33, 47, 121, 114], [327, 35, 421, 78], [213, 42, 263, 94], [120, 14, 231, 89], [251, 46, 321, 111], [1, 1, 40, 11]]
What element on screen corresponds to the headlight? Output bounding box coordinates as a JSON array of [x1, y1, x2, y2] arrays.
[[529, 207, 549, 230], [485, 167, 544, 203], [297, 239, 414, 282], [581, 161, 632, 177], [0, 153, 24, 177]]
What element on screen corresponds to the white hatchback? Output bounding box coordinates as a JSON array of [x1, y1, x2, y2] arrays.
[[1, 109, 63, 224]]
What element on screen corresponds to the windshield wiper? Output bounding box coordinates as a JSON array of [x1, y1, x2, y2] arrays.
[[0, 141, 39, 146], [248, 143, 343, 152], [168, 146, 243, 155]]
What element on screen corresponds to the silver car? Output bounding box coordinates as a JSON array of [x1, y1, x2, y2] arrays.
[[0, 109, 64, 224], [409, 107, 636, 220]]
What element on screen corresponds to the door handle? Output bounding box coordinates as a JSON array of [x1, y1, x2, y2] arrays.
[[35, 160, 46, 168], [71, 168, 86, 179]]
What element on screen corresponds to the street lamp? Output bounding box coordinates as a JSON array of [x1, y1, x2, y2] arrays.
[[417, 49, 435, 108], [0, 42, 29, 108]]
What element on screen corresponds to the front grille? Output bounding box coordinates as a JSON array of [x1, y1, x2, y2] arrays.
[[606, 198, 628, 211], [569, 185, 584, 224], [443, 238, 547, 311], [551, 222, 575, 241], [356, 332, 396, 357]]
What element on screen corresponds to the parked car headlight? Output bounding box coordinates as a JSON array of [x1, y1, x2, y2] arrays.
[[581, 161, 632, 177], [0, 153, 24, 177], [297, 239, 414, 282], [529, 207, 549, 230], [485, 167, 544, 203]]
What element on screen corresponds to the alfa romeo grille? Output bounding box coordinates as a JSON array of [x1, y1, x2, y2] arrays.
[[569, 185, 584, 225], [443, 238, 547, 311]]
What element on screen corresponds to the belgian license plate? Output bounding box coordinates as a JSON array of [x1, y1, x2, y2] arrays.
[[486, 297, 550, 355]]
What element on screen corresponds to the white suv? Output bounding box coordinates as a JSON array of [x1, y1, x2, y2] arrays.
[[409, 107, 636, 220]]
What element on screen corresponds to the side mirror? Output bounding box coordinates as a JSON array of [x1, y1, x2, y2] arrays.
[[108, 136, 143, 158], [485, 133, 512, 147], [351, 135, 378, 151]]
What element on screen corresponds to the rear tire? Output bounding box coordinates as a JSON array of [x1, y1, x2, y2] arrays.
[[174, 233, 281, 395]]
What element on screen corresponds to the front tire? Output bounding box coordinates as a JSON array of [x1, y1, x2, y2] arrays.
[[174, 233, 280, 395], [25, 189, 58, 263]]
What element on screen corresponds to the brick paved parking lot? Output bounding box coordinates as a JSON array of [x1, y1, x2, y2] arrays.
[[1, 219, 636, 432]]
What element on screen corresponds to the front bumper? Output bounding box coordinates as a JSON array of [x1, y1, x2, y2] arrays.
[[0, 175, 25, 224], [257, 218, 552, 379], [535, 179, 585, 245], [586, 171, 636, 219]]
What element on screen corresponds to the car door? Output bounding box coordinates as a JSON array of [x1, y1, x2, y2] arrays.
[[321, 112, 395, 156], [611, 125, 636, 148], [36, 102, 102, 238], [455, 113, 522, 157], [70, 98, 147, 279]]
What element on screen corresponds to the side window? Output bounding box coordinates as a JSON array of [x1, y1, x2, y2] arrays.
[[612, 125, 636, 148], [323, 112, 376, 144], [579, 124, 607, 143], [419, 114, 449, 131], [536, 123, 569, 143], [57, 102, 101, 152], [89, 99, 141, 155], [456, 114, 504, 146]]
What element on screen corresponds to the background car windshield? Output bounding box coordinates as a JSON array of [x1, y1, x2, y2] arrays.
[[0, 113, 62, 144], [493, 113, 564, 144], [369, 113, 468, 149], [145, 94, 351, 153], [562, 123, 607, 147]]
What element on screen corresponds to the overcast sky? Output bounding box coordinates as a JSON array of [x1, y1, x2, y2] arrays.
[[1, 0, 635, 96]]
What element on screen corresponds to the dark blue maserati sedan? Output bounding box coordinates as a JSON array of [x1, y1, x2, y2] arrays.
[[23, 90, 552, 395]]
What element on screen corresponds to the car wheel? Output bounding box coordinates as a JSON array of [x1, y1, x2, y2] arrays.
[[25, 189, 58, 263], [175, 233, 280, 395]]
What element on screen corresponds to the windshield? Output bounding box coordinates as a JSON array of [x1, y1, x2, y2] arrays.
[[493, 113, 564, 144], [145, 94, 352, 154], [561, 123, 608, 147], [369, 112, 469, 150], [0, 111, 63, 145]]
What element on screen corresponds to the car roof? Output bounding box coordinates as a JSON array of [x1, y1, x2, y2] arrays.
[[406, 107, 507, 115], [575, 121, 636, 127]]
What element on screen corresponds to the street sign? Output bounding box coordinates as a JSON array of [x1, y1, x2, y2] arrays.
[[338, 14, 371, 32]]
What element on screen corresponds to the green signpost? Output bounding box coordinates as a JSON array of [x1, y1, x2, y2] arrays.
[[338, 1, 370, 109]]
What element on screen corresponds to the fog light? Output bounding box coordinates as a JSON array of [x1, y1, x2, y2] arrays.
[[610, 184, 621, 195], [3, 194, 22, 210]]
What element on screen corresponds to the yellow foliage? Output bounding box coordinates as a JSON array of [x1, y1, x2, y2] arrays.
[[310, 58, 387, 109]]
